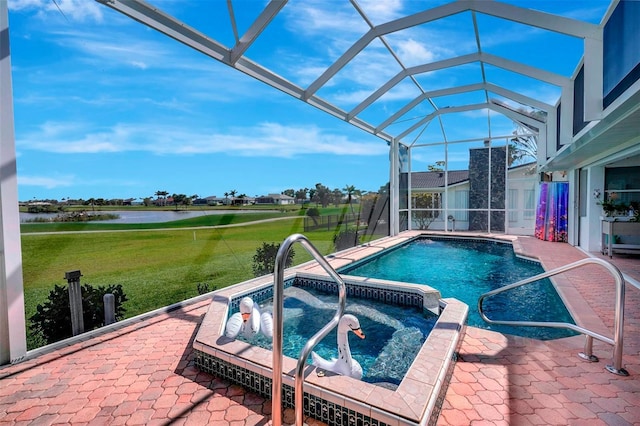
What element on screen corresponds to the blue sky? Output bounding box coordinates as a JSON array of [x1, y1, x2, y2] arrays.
[[7, 0, 609, 202]]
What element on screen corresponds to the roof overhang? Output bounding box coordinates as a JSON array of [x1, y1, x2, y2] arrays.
[[541, 82, 640, 171]]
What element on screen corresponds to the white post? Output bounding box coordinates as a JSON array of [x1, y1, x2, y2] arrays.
[[0, 2, 27, 365], [389, 138, 399, 236], [407, 147, 412, 231]]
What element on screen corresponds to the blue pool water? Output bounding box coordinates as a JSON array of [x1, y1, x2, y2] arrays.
[[339, 237, 578, 340], [238, 286, 437, 386]]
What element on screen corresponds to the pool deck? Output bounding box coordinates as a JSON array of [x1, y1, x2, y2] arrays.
[[1, 233, 639, 425]]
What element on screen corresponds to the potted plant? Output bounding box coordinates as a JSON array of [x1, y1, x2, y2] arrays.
[[597, 192, 629, 217]]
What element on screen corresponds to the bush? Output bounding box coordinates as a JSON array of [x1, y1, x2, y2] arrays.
[[30, 283, 128, 345], [306, 207, 320, 217], [197, 282, 217, 295], [333, 229, 360, 251], [252, 242, 295, 277]]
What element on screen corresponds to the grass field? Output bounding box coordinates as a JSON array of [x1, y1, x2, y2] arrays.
[[21, 206, 378, 349]]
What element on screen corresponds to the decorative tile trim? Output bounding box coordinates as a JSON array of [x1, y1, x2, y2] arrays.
[[194, 351, 390, 426], [227, 276, 427, 316], [197, 272, 467, 426], [427, 327, 464, 426], [228, 278, 295, 312], [294, 276, 424, 308]]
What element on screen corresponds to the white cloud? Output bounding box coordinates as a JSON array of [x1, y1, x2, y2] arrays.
[[17, 121, 389, 158], [284, 1, 368, 38], [357, 0, 403, 23], [53, 31, 169, 70], [9, 0, 103, 22], [396, 38, 436, 65], [19, 174, 75, 189]]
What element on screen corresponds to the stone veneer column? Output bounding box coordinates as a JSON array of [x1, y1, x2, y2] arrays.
[[468, 146, 506, 232]]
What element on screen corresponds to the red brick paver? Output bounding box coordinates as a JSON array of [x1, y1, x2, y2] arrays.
[[439, 237, 640, 425], [0, 235, 639, 425]]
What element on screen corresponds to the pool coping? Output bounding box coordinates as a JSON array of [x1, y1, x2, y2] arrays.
[[193, 230, 588, 425], [193, 270, 468, 426]]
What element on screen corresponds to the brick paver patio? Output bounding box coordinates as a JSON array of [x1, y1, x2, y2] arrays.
[[1, 235, 638, 425]]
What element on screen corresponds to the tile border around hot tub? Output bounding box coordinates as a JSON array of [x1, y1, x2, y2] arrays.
[[193, 271, 468, 426]]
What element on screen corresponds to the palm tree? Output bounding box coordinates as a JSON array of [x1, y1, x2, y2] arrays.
[[343, 184, 359, 215], [509, 124, 538, 167], [155, 190, 169, 206]]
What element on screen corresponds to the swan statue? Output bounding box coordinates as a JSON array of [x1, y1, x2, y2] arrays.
[[311, 314, 366, 379], [225, 297, 273, 340]]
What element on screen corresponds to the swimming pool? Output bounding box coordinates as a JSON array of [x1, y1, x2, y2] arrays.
[[339, 237, 578, 340], [236, 286, 438, 386]]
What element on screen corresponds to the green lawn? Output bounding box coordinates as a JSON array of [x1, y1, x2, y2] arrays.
[[21, 208, 378, 349]]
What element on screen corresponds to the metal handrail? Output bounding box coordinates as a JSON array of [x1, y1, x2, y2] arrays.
[[272, 234, 347, 426], [478, 257, 628, 376]]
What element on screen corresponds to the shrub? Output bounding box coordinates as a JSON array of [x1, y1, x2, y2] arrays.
[[252, 242, 295, 277], [306, 207, 320, 217], [333, 229, 360, 251], [197, 282, 217, 295], [30, 283, 128, 345]]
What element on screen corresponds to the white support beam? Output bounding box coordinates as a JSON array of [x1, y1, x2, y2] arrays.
[[389, 139, 400, 236], [97, 0, 229, 62], [0, 1, 27, 365], [559, 83, 575, 145], [583, 37, 604, 121], [374, 51, 565, 132], [98, 0, 306, 100], [97, 0, 395, 144], [376, 94, 433, 134], [481, 52, 570, 87], [411, 133, 535, 148], [304, 1, 469, 99], [538, 118, 551, 163], [305, 0, 598, 101], [376, 82, 546, 134], [349, 57, 481, 120], [489, 103, 544, 130], [397, 102, 488, 141], [470, 0, 601, 39], [398, 100, 546, 145], [485, 83, 553, 111], [303, 28, 376, 100], [229, 0, 287, 64]]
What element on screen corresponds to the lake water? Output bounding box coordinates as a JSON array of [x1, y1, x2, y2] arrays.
[[20, 209, 262, 224]]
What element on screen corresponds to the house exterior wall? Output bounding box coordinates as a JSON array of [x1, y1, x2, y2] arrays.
[[409, 166, 538, 234], [507, 167, 539, 235], [566, 2, 640, 253]]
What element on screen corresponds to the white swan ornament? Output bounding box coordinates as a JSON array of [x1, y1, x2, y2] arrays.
[[311, 314, 366, 380], [225, 297, 273, 340]]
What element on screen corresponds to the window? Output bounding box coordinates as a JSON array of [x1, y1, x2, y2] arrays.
[[454, 190, 469, 221], [508, 189, 518, 222], [605, 166, 640, 207], [524, 189, 536, 219]]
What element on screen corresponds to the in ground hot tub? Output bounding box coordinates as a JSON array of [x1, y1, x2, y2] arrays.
[[193, 271, 467, 426]]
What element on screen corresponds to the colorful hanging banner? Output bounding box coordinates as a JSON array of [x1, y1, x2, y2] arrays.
[[535, 182, 569, 242]]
